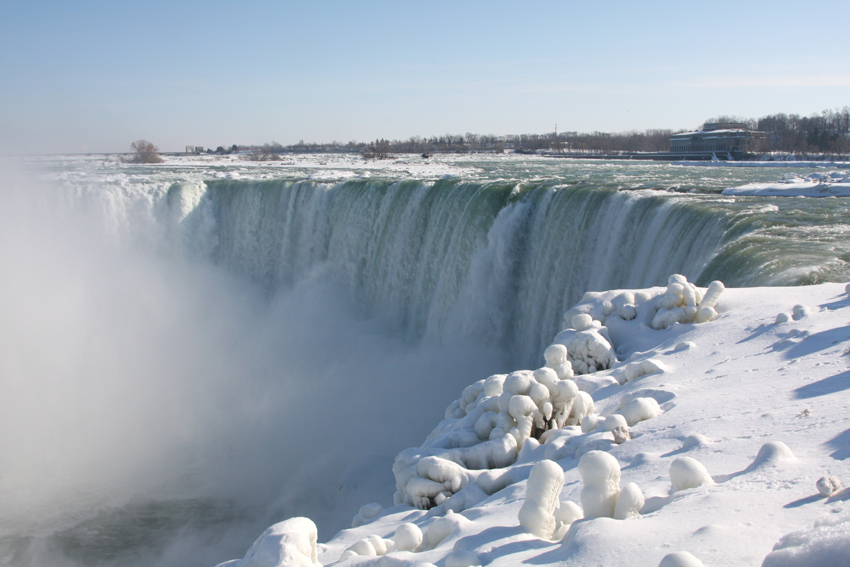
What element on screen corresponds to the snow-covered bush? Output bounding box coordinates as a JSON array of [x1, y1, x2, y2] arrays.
[[579, 451, 621, 518], [670, 457, 713, 492], [551, 316, 617, 374], [651, 276, 723, 330], [544, 343, 574, 380], [394, 363, 584, 509], [518, 460, 565, 539], [227, 517, 320, 567]]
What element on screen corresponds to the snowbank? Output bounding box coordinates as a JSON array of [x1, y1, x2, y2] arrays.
[[217, 279, 850, 567]]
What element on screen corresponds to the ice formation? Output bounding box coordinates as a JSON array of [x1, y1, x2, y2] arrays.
[[669, 457, 714, 492], [578, 451, 622, 518], [518, 459, 565, 539]]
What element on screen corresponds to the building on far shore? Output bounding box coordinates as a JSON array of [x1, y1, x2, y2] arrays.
[[669, 123, 765, 160]]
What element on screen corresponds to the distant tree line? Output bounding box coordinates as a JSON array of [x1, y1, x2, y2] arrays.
[[202, 106, 850, 160]]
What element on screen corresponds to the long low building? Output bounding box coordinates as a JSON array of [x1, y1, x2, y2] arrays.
[[669, 122, 765, 160]]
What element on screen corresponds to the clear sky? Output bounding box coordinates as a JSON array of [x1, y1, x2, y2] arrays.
[[1, 0, 849, 154]]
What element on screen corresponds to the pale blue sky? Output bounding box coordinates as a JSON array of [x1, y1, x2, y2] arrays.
[[2, 0, 848, 154]]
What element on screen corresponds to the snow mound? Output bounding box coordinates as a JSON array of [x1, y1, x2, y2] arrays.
[[762, 514, 850, 567], [670, 457, 713, 492], [220, 517, 320, 567]]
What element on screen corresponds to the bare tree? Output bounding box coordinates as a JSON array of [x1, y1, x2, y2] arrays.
[[126, 140, 163, 163]]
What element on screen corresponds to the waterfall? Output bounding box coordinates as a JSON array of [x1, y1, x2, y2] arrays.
[[165, 178, 732, 367]]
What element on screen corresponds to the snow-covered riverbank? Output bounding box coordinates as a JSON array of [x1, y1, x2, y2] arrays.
[[220, 279, 850, 567]]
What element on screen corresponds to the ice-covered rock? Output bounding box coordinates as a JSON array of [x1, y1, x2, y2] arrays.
[[816, 476, 841, 497]]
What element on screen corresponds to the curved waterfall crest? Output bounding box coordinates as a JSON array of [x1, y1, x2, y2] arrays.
[[162, 178, 731, 365]]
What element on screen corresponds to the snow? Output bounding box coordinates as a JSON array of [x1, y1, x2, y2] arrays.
[[218, 280, 850, 567], [723, 171, 850, 197]]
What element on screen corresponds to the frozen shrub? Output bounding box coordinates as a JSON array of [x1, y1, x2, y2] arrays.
[[816, 476, 841, 497], [233, 517, 320, 567], [651, 276, 723, 329], [568, 391, 595, 425], [392, 356, 587, 509], [579, 451, 621, 518], [519, 460, 565, 539], [670, 457, 713, 492], [393, 523, 423, 552], [552, 319, 616, 375], [613, 482, 644, 519], [659, 551, 705, 567]]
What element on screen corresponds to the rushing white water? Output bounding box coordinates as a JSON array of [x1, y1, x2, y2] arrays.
[[1, 154, 849, 567]]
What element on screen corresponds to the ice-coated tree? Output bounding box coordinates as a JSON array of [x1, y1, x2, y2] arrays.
[[128, 140, 163, 164]]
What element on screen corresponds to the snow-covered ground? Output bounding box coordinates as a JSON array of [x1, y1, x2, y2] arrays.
[[217, 278, 850, 567], [723, 171, 850, 197]]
